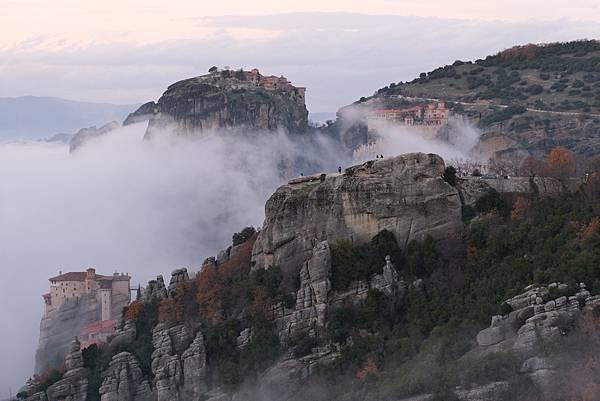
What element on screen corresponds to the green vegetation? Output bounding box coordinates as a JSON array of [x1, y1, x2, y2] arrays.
[[373, 40, 600, 114], [479, 105, 526, 127], [232, 226, 256, 246], [330, 230, 404, 290], [304, 177, 600, 400]]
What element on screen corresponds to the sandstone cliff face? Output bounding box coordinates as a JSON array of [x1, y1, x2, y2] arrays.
[[35, 292, 129, 374], [131, 72, 308, 139], [252, 152, 463, 275]]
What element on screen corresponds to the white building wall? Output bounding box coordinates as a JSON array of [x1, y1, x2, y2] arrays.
[[100, 289, 112, 321]]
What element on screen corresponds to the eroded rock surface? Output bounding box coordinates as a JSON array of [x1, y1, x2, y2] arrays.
[[99, 352, 154, 401], [45, 339, 89, 401], [252, 153, 463, 274], [151, 323, 207, 401]]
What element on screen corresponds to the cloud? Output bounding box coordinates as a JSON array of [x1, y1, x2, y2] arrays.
[[2, 13, 600, 112], [0, 123, 347, 396]]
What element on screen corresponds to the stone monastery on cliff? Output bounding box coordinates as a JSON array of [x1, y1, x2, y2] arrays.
[[44, 268, 130, 321], [36, 268, 131, 372]]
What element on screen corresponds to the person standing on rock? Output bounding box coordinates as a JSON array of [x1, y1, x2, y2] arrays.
[[338, 166, 342, 173]]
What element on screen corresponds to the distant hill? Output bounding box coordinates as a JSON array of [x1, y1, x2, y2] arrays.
[[374, 40, 600, 113], [347, 40, 600, 158], [0, 96, 137, 141]]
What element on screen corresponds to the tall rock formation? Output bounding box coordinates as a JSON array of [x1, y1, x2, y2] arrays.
[[252, 152, 463, 274], [36, 270, 131, 374], [26, 339, 89, 401], [123, 68, 308, 139]]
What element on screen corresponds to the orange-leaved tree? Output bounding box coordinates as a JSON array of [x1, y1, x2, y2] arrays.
[[548, 146, 576, 190], [511, 196, 530, 221], [356, 358, 379, 381], [126, 299, 143, 321], [196, 264, 224, 321]]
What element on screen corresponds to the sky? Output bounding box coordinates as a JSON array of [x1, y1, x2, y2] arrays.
[[2, 1, 600, 112], [1, 0, 600, 397]]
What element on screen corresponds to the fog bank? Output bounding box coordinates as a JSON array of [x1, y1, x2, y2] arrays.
[[0, 123, 343, 396]]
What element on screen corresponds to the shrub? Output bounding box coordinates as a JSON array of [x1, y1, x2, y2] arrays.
[[330, 230, 403, 290], [475, 189, 510, 217], [232, 226, 256, 246], [293, 335, 319, 358], [443, 166, 458, 186]]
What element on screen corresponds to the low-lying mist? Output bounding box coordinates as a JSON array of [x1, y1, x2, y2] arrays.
[[0, 117, 482, 397], [352, 115, 483, 163], [0, 122, 344, 396]]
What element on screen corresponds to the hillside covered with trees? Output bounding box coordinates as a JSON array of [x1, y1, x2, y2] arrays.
[[22, 149, 600, 401]]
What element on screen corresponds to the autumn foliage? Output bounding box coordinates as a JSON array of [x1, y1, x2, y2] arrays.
[[126, 300, 143, 321], [548, 146, 575, 173], [498, 44, 543, 61], [579, 217, 600, 239], [196, 264, 225, 321], [511, 196, 530, 221], [356, 358, 379, 381]]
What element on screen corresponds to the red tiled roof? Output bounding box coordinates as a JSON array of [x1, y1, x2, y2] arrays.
[[49, 271, 130, 282], [80, 320, 117, 336]]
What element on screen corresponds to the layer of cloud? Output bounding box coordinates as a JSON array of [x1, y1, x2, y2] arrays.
[[0, 123, 346, 396], [2, 14, 600, 112]]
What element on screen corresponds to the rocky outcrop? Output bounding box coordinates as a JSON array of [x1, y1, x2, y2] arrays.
[[252, 152, 463, 274], [468, 282, 600, 397], [36, 291, 129, 374], [45, 339, 89, 401], [271, 239, 405, 342], [99, 352, 154, 401], [151, 324, 207, 401], [69, 121, 120, 152], [273, 240, 332, 340], [167, 268, 189, 298], [123, 101, 158, 126], [142, 275, 168, 302], [473, 282, 594, 355], [109, 320, 137, 349], [136, 70, 308, 139]]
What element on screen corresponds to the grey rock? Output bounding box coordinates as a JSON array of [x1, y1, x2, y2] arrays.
[[236, 328, 252, 349], [252, 153, 463, 276], [110, 320, 137, 348], [69, 121, 120, 153], [274, 241, 331, 340], [181, 331, 208, 399], [123, 101, 158, 126], [370, 255, 405, 297], [142, 70, 308, 139], [150, 324, 206, 401], [99, 352, 154, 401], [455, 381, 510, 401], [168, 268, 189, 298], [45, 338, 89, 401], [143, 276, 168, 302]]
